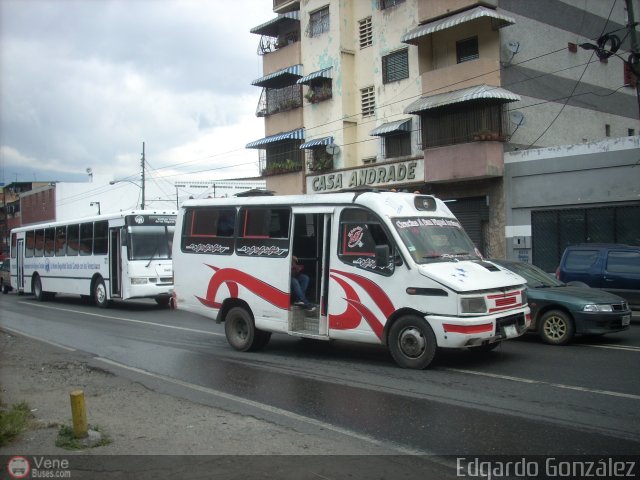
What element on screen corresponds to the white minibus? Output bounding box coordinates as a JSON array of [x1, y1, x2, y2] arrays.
[[172, 191, 530, 369], [10, 210, 176, 307]]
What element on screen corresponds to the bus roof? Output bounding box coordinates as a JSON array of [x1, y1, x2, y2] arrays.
[[181, 191, 456, 219], [10, 209, 177, 232]]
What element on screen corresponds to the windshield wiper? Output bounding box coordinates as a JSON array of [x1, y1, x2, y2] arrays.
[[422, 252, 469, 259]]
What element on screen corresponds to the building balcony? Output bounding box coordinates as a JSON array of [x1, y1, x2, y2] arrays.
[[263, 41, 301, 74], [420, 58, 500, 94], [273, 0, 300, 15], [417, 0, 496, 23], [423, 141, 504, 183]]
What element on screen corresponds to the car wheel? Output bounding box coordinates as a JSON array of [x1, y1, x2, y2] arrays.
[[539, 310, 575, 345], [388, 315, 437, 369], [93, 277, 110, 308], [155, 296, 170, 308], [224, 307, 268, 352]]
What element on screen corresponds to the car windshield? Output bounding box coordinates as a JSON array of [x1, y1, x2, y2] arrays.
[[128, 226, 174, 261], [497, 261, 564, 288], [392, 217, 481, 264]]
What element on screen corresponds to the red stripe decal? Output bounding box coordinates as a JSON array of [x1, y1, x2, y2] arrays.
[[443, 323, 494, 334], [328, 274, 363, 330], [330, 269, 395, 317], [196, 265, 290, 310]]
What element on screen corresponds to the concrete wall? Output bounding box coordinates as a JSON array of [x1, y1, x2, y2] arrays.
[[503, 135, 640, 261]]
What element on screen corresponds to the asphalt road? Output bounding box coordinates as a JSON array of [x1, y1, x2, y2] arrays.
[[1, 292, 639, 457]]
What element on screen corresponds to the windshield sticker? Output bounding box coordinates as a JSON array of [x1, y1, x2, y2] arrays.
[[395, 218, 461, 229]]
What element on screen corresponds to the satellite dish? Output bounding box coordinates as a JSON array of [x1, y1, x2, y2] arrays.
[[86, 167, 93, 174], [509, 111, 525, 126], [326, 143, 340, 155], [506, 41, 520, 54]]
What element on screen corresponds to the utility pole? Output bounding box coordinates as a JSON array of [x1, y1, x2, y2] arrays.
[[141, 141, 146, 210], [625, 0, 640, 120]]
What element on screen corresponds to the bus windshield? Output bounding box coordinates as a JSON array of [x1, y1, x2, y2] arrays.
[[128, 226, 174, 261], [392, 217, 480, 264]]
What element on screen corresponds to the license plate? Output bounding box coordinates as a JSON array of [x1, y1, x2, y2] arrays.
[[504, 324, 518, 338], [622, 315, 631, 326]]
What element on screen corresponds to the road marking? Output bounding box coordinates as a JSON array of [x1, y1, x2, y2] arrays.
[[446, 368, 640, 401], [95, 357, 433, 456], [580, 344, 640, 352], [0, 326, 76, 352], [18, 301, 224, 337]]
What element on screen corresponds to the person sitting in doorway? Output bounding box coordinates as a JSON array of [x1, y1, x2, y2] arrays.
[[291, 256, 316, 312]]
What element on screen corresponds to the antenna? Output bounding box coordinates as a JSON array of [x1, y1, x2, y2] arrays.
[[509, 111, 525, 126], [326, 143, 340, 155]]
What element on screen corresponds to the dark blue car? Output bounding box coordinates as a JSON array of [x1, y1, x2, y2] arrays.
[[556, 244, 640, 309], [492, 259, 631, 345]]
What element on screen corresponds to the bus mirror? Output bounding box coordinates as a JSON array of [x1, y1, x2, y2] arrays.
[[120, 228, 128, 247], [375, 245, 390, 267]]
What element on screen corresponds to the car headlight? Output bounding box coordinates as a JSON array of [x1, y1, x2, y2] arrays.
[[583, 304, 613, 312], [130, 278, 148, 285], [461, 297, 487, 314]]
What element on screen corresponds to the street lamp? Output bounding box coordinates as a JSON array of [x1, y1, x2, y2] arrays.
[[90, 202, 101, 215], [110, 179, 145, 209]]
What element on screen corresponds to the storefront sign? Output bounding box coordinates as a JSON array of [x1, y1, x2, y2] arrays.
[[306, 159, 424, 193]]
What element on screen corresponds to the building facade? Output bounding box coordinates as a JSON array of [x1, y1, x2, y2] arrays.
[[247, 0, 639, 259]]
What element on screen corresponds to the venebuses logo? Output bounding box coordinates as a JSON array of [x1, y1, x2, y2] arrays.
[[6, 456, 30, 479]]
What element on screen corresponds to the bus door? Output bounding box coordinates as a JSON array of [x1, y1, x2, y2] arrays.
[[109, 228, 122, 297], [16, 238, 24, 291], [289, 210, 332, 338]]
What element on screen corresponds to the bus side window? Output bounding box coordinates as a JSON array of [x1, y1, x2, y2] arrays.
[[44, 228, 55, 257], [55, 226, 67, 256], [79, 223, 93, 256], [34, 229, 45, 257], [25, 231, 35, 258], [94, 221, 109, 255], [67, 224, 80, 256]]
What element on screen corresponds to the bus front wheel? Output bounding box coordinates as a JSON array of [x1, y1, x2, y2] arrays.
[[93, 278, 110, 308], [224, 307, 270, 352], [388, 315, 437, 369]]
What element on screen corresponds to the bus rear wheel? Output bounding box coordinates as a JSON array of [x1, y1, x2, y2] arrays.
[[33, 275, 45, 301], [93, 277, 110, 308], [224, 307, 270, 352], [388, 315, 437, 369]]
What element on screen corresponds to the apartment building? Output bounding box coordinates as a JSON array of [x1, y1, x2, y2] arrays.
[[247, 0, 639, 259]]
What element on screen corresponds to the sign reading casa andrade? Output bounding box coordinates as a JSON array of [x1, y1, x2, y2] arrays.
[[307, 159, 425, 193]]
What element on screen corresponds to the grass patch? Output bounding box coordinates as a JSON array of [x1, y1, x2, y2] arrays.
[[55, 424, 112, 450], [0, 401, 33, 446]]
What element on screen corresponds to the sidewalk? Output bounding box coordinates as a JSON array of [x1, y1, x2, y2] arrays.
[[0, 329, 373, 456]]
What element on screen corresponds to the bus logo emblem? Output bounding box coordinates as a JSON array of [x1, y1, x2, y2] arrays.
[[134, 216, 145, 224]]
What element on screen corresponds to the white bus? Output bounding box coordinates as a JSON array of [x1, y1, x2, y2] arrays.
[[172, 191, 530, 369], [10, 210, 176, 307]]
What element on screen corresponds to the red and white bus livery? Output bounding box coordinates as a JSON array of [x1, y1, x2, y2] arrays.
[[172, 191, 530, 369]]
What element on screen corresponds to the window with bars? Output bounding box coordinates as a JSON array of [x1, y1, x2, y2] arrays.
[[380, 0, 405, 9], [359, 17, 372, 48], [308, 6, 330, 37], [382, 49, 409, 84], [456, 36, 479, 63], [384, 133, 411, 159], [265, 84, 302, 115], [361, 86, 375, 117]]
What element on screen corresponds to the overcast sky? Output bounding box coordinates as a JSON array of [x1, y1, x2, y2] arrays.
[[0, 0, 274, 190]]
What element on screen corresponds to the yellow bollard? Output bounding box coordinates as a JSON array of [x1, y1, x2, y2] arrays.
[[69, 390, 88, 438]]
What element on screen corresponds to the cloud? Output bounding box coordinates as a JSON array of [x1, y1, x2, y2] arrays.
[[0, 0, 272, 184]]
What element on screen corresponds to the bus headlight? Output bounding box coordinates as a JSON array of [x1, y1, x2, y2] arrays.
[[461, 297, 487, 314], [130, 278, 148, 285]]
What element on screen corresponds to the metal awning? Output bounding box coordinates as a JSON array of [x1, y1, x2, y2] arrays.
[[401, 6, 516, 45], [246, 128, 305, 149], [299, 136, 333, 149], [251, 64, 303, 88], [296, 67, 333, 85], [250, 11, 300, 37], [404, 84, 520, 114], [369, 119, 412, 137]]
